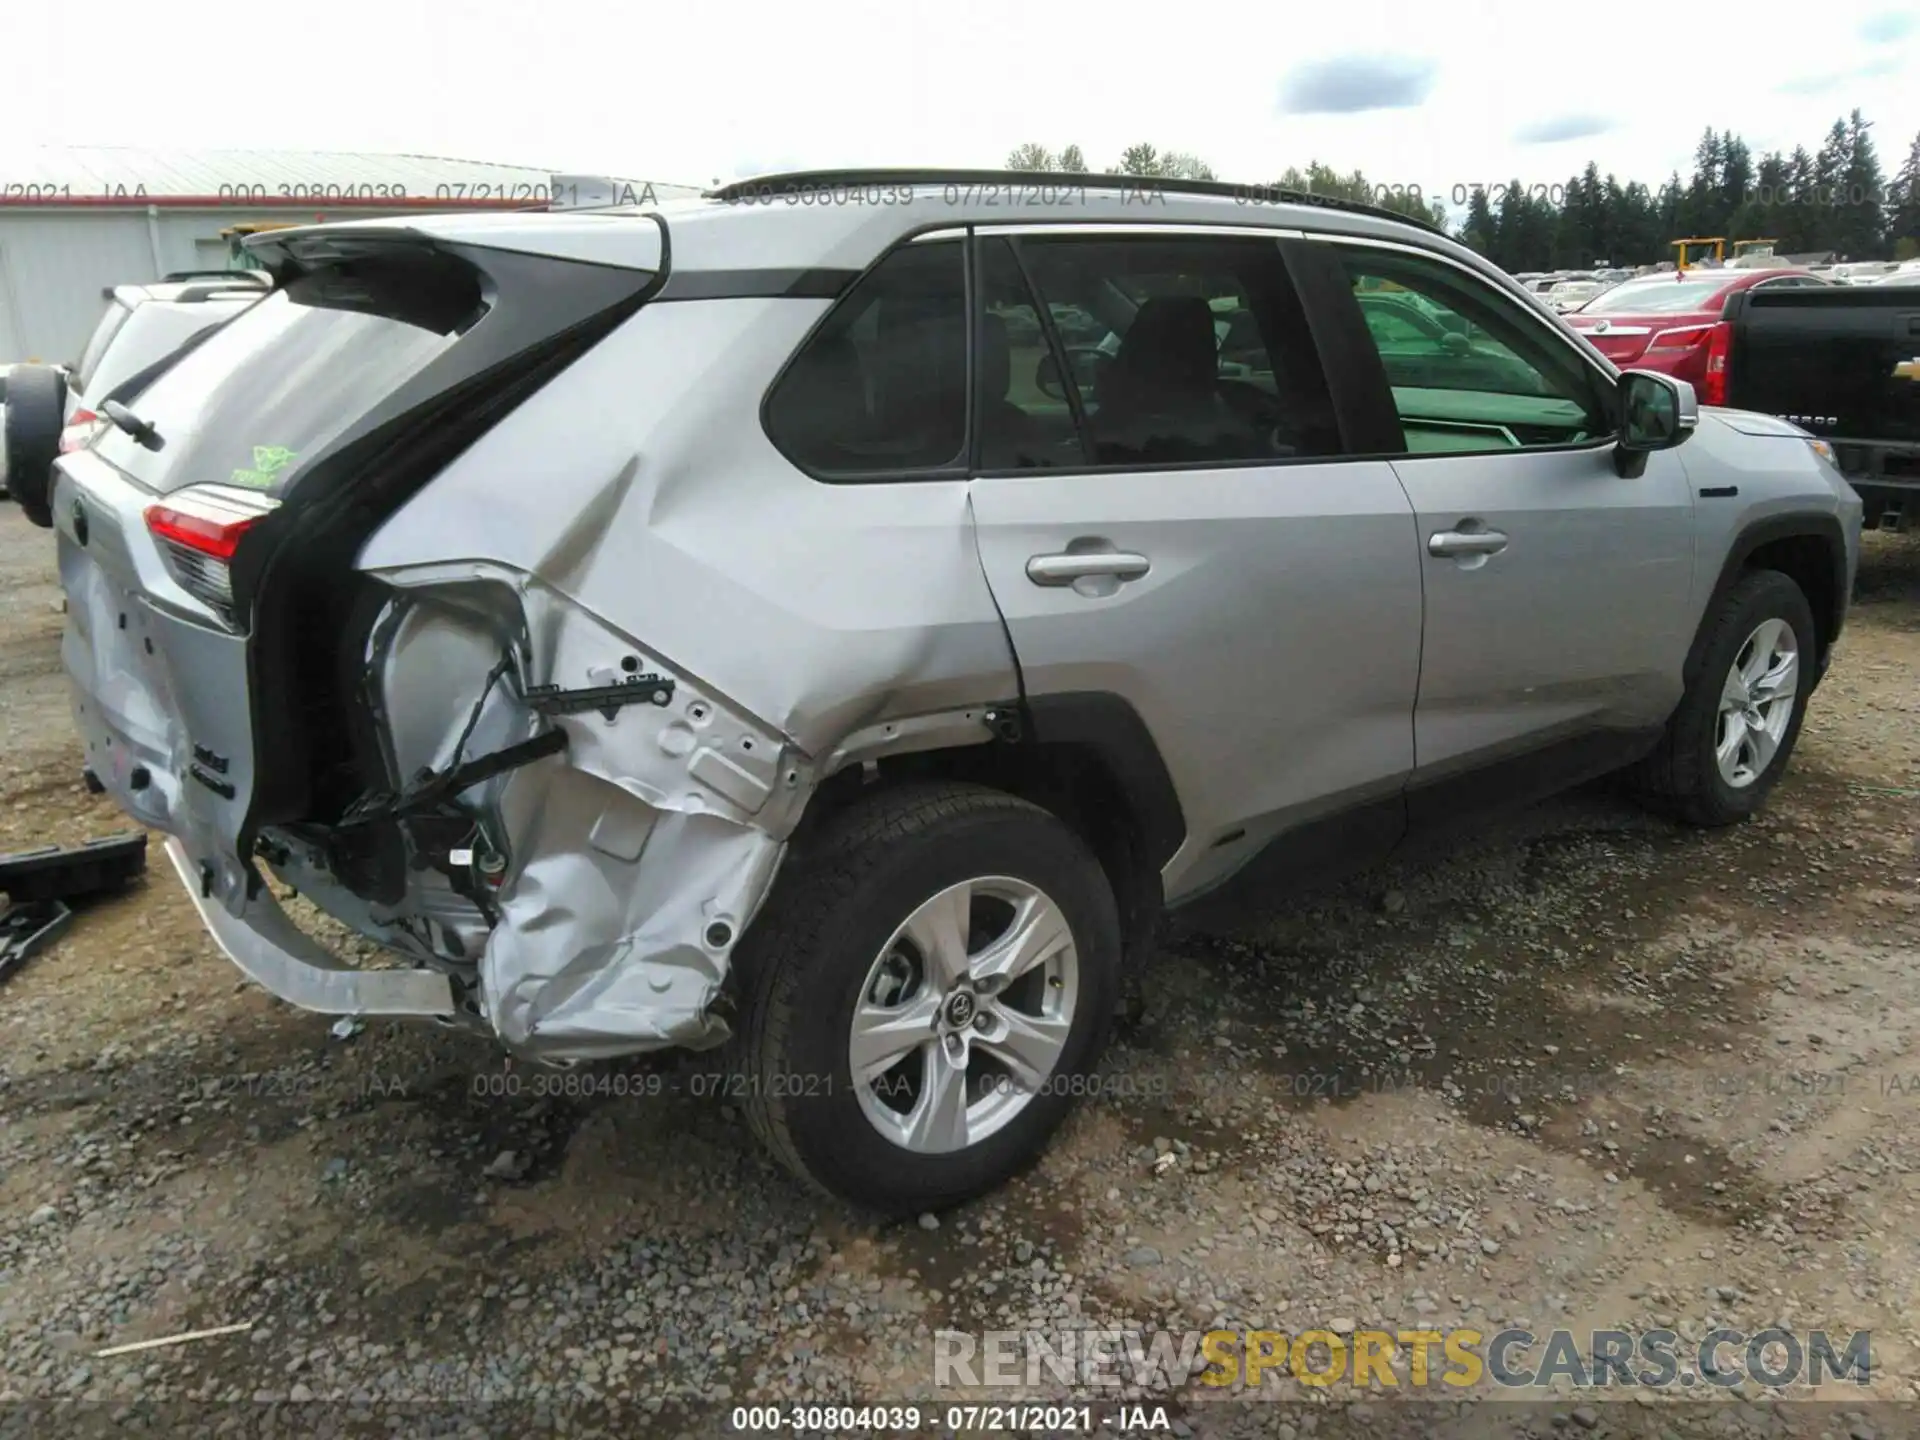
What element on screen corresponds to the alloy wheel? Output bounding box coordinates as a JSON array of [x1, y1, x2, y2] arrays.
[[1714, 617, 1799, 789], [848, 876, 1079, 1154]]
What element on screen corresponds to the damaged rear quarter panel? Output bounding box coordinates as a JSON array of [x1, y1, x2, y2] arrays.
[[352, 296, 1019, 1058]]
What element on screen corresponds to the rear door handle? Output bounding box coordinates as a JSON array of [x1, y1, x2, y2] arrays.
[[1026, 551, 1152, 585], [1427, 529, 1509, 558]]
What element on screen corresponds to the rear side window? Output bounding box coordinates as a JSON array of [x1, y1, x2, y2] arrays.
[[101, 248, 483, 496], [764, 241, 967, 480], [74, 300, 133, 390], [986, 233, 1342, 470]]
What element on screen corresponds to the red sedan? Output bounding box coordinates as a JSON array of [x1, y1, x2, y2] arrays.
[[1563, 268, 1830, 405]]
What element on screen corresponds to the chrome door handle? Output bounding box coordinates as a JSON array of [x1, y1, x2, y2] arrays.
[[1427, 529, 1509, 558], [1026, 551, 1152, 585]]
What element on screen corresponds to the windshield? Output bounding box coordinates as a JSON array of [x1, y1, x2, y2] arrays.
[[92, 249, 483, 497], [1578, 279, 1729, 315]]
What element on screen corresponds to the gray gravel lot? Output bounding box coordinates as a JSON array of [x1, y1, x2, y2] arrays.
[[0, 502, 1916, 1438]]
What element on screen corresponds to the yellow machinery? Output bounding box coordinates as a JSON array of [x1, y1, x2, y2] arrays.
[[1672, 237, 1726, 272], [1673, 237, 1780, 272]]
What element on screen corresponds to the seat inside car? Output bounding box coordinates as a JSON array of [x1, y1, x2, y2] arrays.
[[978, 311, 1062, 467]]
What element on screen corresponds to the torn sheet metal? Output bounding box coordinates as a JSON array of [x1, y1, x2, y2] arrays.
[[353, 567, 810, 1058], [484, 763, 783, 1056], [338, 549, 1018, 1059]]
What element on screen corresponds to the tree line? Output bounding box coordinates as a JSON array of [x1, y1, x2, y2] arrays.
[[1008, 113, 1920, 270]]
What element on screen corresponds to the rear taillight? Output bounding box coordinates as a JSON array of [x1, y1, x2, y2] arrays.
[[59, 409, 101, 454], [1648, 326, 1713, 351], [1700, 321, 1732, 406], [143, 485, 279, 624]]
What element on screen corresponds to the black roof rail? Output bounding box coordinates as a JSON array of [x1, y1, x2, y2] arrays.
[[161, 269, 271, 286], [705, 168, 1441, 233]]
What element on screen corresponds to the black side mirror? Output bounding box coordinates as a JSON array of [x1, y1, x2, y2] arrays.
[[1615, 369, 1697, 477], [1440, 331, 1472, 357]]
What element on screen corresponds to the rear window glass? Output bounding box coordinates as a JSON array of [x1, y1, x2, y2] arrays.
[[763, 241, 967, 479], [1578, 279, 1729, 314], [97, 249, 483, 496], [74, 301, 133, 390]]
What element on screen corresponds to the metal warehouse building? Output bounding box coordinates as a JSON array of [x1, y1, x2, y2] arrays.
[[0, 147, 702, 364]]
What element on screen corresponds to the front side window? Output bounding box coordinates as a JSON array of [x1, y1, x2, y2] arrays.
[[764, 240, 967, 479], [980, 233, 1341, 471], [1337, 247, 1612, 454]]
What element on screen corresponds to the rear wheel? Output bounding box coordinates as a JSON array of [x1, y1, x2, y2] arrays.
[[732, 781, 1121, 1214], [1630, 568, 1816, 826]]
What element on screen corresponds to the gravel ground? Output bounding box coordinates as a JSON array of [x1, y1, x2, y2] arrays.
[[0, 502, 1916, 1439]]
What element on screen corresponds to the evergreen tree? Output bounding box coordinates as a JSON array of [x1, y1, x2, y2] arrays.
[[1888, 128, 1920, 258], [1720, 132, 1754, 220], [1833, 109, 1887, 257], [996, 114, 1902, 266], [1656, 171, 1684, 245], [1679, 127, 1725, 236], [1462, 186, 1496, 255]]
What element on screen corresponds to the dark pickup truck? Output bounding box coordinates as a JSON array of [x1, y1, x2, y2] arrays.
[[1724, 284, 1920, 529]]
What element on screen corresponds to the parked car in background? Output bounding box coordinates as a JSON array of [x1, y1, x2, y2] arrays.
[[63, 273, 272, 450], [45, 173, 1860, 1213], [1828, 262, 1898, 285], [1355, 291, 1547, 394], [1563, 267, 1829, 404], [1547, 279, 1609, 312], [1, 272, 269, 525], [1724, 282, 1920, 529]]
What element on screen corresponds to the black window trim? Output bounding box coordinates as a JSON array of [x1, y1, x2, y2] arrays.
[[979, 234, 1098, 467], [758, 224, 975, 486], [1303, 233, 1627, 465]]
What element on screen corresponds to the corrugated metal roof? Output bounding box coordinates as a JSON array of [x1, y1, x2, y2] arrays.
[[0, 146, 704, 206]]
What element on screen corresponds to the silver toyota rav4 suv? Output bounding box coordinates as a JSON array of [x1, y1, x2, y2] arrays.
[[50, 171, 1863, 1214]]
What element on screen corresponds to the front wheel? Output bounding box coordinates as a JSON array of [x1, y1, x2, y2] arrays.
[[731, 781, 1121, 1214], [1630, 568, 1817, 826]]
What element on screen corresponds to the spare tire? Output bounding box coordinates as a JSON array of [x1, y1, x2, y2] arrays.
[[2, 364, 69, 528]]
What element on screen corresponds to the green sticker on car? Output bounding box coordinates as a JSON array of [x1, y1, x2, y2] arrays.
[[229, 445, 298, 489]]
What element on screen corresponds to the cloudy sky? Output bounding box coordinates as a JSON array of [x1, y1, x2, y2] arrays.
[[3, 0, 1916, 195]]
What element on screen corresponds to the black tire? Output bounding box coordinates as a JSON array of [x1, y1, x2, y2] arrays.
[[2, 364, 67, 527], [731, 780, 1121, 1215], [1630, 568, 1817, 826]]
